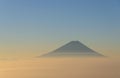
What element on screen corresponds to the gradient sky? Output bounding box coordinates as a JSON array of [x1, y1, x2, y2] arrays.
[[0, 0, 120, 58]]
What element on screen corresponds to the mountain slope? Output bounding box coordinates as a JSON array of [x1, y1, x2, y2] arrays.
[[41, 41, 104, 57]]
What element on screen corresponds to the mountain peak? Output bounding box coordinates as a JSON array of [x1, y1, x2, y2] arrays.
[[40, 41, 104, 57]]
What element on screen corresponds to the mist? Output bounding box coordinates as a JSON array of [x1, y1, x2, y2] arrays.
[[0, 57, 119, 78]]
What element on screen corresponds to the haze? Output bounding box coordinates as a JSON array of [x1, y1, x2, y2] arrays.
[[0, 58, 120, 78], [0, 0, 120, 78]]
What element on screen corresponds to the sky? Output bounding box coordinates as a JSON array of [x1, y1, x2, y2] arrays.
[[0, 0, 120, 59]]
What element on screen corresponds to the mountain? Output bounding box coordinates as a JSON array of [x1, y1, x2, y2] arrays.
[[40, 41, 104, 57]]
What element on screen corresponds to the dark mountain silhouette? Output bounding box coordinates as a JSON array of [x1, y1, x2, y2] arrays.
[[40, 41, 104, 57]]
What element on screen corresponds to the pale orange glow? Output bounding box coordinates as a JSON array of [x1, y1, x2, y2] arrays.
[[0, 58, 119, 78]]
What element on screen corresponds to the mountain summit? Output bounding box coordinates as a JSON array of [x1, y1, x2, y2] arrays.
[[41, 41, 104, 57]]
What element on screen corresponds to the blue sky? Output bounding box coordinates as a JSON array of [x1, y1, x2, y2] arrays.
[[0, 0, 120, 58]]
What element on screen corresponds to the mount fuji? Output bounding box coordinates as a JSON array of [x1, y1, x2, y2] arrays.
[[40, 41, 104, 57]]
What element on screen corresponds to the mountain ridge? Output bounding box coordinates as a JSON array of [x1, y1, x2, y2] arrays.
[[40, 41, 104, 57]]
